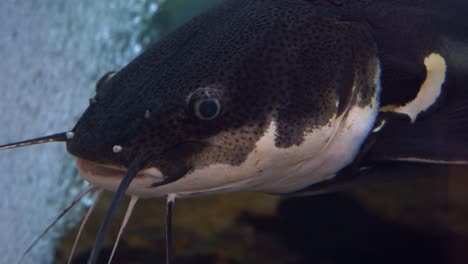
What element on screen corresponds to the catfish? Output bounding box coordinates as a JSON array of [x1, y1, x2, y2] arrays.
[[1, 0, 467, 263]]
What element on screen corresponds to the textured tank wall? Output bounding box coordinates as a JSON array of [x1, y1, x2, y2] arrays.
[[0, 1, 162, 263]]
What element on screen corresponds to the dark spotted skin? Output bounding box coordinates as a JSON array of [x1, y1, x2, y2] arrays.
[[67, 0, 468, 180], [304, 0, 468, 107]]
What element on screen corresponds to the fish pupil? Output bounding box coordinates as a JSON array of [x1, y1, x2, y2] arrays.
[[197, 99, 220, 120]]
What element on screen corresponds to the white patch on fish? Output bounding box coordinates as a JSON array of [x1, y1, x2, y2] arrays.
[[381, 53, 446, 122]]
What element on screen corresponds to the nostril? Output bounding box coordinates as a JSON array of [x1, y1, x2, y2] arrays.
[[113, 145, 123, 153]]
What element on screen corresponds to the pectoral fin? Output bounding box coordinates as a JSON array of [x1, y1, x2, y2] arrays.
[[368, 98, 468, 165]]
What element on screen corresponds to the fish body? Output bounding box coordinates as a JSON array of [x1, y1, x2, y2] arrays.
[[67, 0, 468, 198]]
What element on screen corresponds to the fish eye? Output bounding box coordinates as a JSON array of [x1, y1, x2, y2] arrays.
[[95, 71, 116, 92], [187, 88, 222, 121], [195, 98, 221, 120]]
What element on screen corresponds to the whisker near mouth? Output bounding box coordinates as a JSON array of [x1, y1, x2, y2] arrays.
[[68, 189, 103, 264], [87, 154, 150, 264], [0, 132, 70, 151], [149, 165, 192, 188], [108, 195, 139, 264], [166, 194, 177, 264], [19, 185, 98, 264]]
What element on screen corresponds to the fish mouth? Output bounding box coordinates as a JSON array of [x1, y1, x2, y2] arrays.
[[74, 156, 246, 198], [76, 158, 128, 178], [75, 157, 166, 197]]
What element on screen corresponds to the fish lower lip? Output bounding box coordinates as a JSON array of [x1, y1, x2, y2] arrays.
[[73, 141, 204, 180], [75, 158, 163, 180], [75, 158, 127, 178]]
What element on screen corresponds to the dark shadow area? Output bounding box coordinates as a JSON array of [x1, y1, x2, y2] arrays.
[[246, 194, 456, 264], [72, 192, 467, 264]]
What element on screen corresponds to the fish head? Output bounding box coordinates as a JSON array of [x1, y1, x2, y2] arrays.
[[67, 0, 381, 197]]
